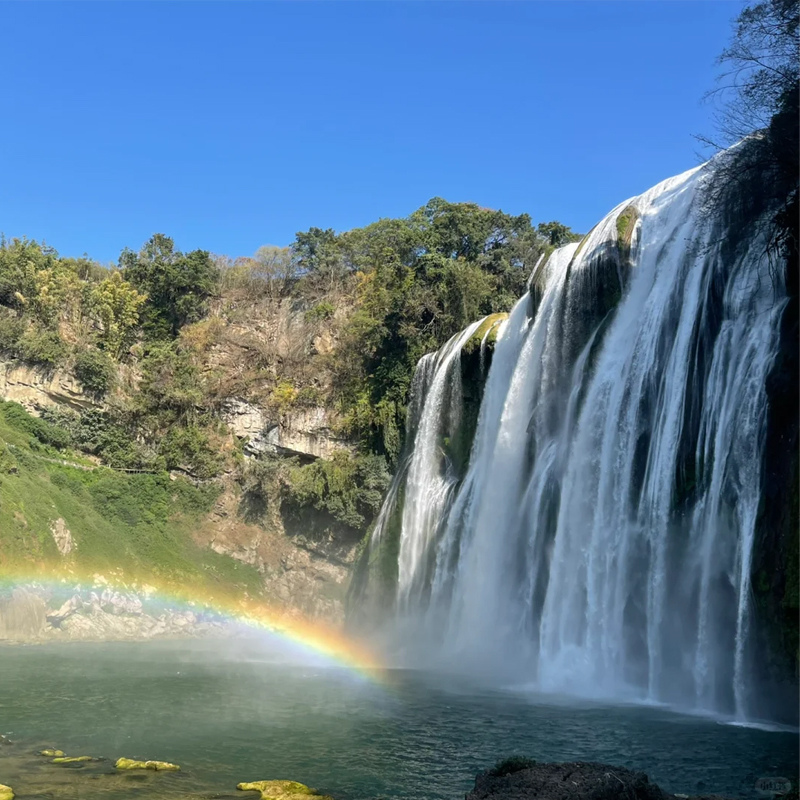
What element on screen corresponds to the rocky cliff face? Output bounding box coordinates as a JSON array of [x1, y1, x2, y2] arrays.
[[0, 361, 96, 413], [0, 296, 362, 631], [0, 586, 227, 642]]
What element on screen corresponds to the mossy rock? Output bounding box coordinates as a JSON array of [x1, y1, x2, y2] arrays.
[[0, 783, 13, 800], [615, 204, 639, 267], [237, 780, 334, 799], [462, 313, 508, 355], [115, 757, 181, 771], [52, 755, 98, 764], [39, 749, 65, 757]]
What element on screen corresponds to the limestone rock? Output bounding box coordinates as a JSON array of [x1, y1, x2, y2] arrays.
[[115, 757, 180, 771], [50, 518, 75, 556], [237, 780, 333, 799], [52, 755, 98, 763], [0, 360, 96, 412]]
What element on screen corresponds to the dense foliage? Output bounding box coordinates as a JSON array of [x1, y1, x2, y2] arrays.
[[0, 199, 578, 524], [292, 199, 579, 459]]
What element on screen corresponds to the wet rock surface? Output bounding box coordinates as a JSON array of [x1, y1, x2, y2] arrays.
[[465, 762, 731, 800]]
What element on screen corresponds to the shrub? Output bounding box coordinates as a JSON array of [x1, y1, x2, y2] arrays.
[[159, 425, 224, 479], [238, 456, 288, 523], [73, 348, 117, 395], [488, 757, 537, 778], [285, 451, 390, 529], [39, 407, 153, 470], [16, 328, 68, 368], [305, 300, 335, 322], [0, 315, 24, 354], [270, 380, 298, 413], [0, 401, 72, 450], [0, 441, 17, 474]]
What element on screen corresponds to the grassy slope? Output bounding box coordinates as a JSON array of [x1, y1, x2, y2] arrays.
[[0, 404, 263, 598]]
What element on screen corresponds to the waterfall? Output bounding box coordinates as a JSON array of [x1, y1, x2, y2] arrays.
[[358, 159, 787, 721]]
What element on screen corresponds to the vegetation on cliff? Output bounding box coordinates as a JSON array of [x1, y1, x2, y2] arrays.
[[0, 201, 577, 528]]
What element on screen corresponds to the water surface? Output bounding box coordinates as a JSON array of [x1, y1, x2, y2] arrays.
[[0, 639, 796, 799]]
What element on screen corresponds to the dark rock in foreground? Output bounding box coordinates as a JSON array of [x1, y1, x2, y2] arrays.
[[466, 761, 730, 800]]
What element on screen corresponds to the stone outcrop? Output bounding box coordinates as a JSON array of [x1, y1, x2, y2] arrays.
[[0, 360, 95, 412], [49, 518, 74, 556], [237, 780, 333, 799], [222, 399, 352, 461], [0, 584, 226, 642], [115, 757, 180, 771], [466, 762, 730, 800], [197, 492, 354, 622]]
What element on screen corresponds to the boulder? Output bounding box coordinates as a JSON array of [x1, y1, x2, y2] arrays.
[[115, 757, 180, 771], [52, 756, 98, 764], [465, 761, 730, 800], [236, 780, 333, 799]]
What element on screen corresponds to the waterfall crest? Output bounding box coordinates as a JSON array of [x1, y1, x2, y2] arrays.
[[355, 160, 788, 721]]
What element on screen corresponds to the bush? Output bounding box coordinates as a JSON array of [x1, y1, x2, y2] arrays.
[[488, 757, 537, 778], [285, 451, 390, 529], [238, 456, 288, 523], [159, 425, 224, 479], [0, 315, 24, 354], [16, 328, 68, 368], [74, 348, 117, 395], [0, 401, 72, 450], [305, 301, 335, 322], [270, 380, 298, 413], [39, 407, 154, 470]]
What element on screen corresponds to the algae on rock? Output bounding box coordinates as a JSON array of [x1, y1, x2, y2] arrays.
[[52, 755, 98, 764], [237, 779, 334, 799], [115, 756, 180, 771]]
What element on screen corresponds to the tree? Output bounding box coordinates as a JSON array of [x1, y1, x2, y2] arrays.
[[537, 221, 582, 248], [702, 0, 798, 264], [293, 227, 348, 292], [708, 0, 798, 145], [121, 234, 219, 338], [87, 271, 147, 357]]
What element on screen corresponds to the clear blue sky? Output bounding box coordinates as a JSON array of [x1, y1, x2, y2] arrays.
[[1, 1, 741, 264]]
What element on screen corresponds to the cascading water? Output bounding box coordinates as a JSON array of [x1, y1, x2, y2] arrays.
[[357, 159, 788, 722]]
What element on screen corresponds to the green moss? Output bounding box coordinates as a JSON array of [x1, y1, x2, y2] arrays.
[[39, 749, 65, 757], [52, 756, 97, 764], [237, 780, 333, 799], [0, 783, 13, 800], [462, 313, 508, 356], [615, 205, 639, 267], [115, 757, 180, 771]]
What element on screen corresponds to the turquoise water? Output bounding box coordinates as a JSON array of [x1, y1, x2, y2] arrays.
[[0, 639, 797, 799]]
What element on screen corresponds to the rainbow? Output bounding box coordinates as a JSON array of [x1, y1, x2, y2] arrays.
[[0, 566, 387, 682]]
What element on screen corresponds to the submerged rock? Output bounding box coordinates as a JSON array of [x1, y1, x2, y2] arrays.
[[236, 780, 333, 799], [0, 735, 11, 745], [466, 761, 730, 800], [0, 784, 13, 800], [114, 757, 180, 771], [51, 755, 98, 764], [39, 749, 65, 757]]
